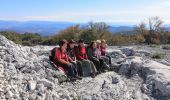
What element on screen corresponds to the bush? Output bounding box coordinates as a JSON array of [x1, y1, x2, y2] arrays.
[[149, 44, 160, 48], [151, 53, 165, 59], [162, 45, 170, 50]]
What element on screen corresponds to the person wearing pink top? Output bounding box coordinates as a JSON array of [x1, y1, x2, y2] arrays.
[[100, 39, 112, 65]]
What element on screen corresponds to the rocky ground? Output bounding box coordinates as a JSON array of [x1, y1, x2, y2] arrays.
[[0, 35, 170, 100]]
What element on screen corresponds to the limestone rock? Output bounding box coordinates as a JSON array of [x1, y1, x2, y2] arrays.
[[120, 47, 135, 56], [1, 35, 170, 100], [38, 79, 54, 90], [28, 81, 37, 91]]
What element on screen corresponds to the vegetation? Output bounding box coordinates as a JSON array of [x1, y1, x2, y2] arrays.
[[162, 45, 170, 50], [0, 16, 170, 46], [151, 53, 165, 59], [0, 31, 45, 46]]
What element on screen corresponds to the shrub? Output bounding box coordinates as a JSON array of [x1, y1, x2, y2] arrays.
[[149, 44, 160, 48], [151, 53, 165, 59], [162, 45, 170, 50]]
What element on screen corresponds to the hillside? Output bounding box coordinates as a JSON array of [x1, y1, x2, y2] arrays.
[[0, 35, 170, 99], [0, 21, 136, 36]]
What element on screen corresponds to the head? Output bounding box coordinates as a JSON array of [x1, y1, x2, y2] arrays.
[[78, 39, 85, 47], [68, 39, 76, 49], [96, 40, 101, 47], [58, 39, 68, 49], [101, 39, 106, 47], [90, 41, 97, 48]]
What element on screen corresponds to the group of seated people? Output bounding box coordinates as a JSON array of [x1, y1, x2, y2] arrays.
[[51, 39, 112, 81]]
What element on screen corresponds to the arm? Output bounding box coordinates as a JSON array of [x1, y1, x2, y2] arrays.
[[75, 47, 84, 60], [87, 48, 96, 59], [54, 49, 69, 65]]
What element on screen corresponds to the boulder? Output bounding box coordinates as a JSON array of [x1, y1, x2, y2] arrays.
[[28, 81, 37, 91], [118, 57, 170, 97], [38, 79, 54, 90], [120, 47, 135, 56]]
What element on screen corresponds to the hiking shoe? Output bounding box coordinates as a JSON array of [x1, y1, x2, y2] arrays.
[[101, 69, 106, 73], [96, 71, 101, 75], [75, 76, 82, 80], [90, 73, 96, 78], [109, 67, 114, 71], [69, 77, 77, 81]]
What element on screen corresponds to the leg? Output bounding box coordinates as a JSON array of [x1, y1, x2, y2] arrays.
[[89, 61, 97, 73], [106, 55, 112, 64], [76, 60, 83, 76], [101, 56, 110, 65], [90, 58, 101, 71], [70, 62, 78, 76], [62, 63, 75, 77], [81, 60, 92, 76]]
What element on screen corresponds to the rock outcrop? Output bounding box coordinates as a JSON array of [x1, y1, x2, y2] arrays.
[[0, 35, 170, 100]]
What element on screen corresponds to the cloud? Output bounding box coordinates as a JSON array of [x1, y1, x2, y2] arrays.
[[1, 0, 170, 24]]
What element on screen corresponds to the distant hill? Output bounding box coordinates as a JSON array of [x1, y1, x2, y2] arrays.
[[0, 20, 137, 36], [109, 26, 134, 33], [0, 21, 76, 36]]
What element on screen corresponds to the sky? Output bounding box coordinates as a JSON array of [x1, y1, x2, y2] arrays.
[[1, 0, 170, 24]]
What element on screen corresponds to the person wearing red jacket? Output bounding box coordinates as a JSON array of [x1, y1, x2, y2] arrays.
[[54, 39, 81, 80], [75, 39, 97, 78], [67, 39, 83, 76]]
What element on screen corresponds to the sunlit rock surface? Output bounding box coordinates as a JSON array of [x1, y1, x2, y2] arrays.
[[0, 35, 170, 100]]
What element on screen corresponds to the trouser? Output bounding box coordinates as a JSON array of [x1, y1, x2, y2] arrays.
[[78, 60, 97, 77], [73, 60, 83, 76], [101, 56, 111, 65], [90, 58, 101, 71], [59, 63, 77, 77], [106, 55, 112, 64], [91, 57, 111, 71]]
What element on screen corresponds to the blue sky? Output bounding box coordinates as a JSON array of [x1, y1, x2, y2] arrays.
[[1, 0, 170, 24]]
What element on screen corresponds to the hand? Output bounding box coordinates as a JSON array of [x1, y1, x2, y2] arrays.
[[73, 61, 77, 64]]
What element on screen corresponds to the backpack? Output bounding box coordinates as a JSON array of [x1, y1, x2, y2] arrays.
[[49, 47, 57, 62]]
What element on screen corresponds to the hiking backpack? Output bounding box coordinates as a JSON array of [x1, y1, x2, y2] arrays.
[[49, 47, 57, 62]]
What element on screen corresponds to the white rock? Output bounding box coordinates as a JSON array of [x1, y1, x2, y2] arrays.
[[38, 79, 54, 90], [0, 64, 4, 77], [29, 92, 37, 100], [120, 47, 135, 56], [28, 81, 37, 91]]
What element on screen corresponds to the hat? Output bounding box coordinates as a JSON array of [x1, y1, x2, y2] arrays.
[[96, 40, 101, 43], [58, 39, 67, 46], [101, 39, 106, 43], [78, 39, 84, 43]]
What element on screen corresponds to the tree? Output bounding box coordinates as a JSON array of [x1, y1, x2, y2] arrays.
[[56, 24, 81, 41], [135, 22, 147, 35], [88, 22, 110, 39], [136, 16, 166, 44], [148, 16, 164, 34]]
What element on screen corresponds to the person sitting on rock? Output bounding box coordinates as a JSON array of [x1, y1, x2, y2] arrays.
[[75, 39, 97, 78], [67, 39, 83, 77], [100, 39, 112, 65], [87, 41, 111, 73], [53, 39, 81, 80]]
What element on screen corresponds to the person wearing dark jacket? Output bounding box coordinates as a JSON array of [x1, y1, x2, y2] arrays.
[[53, 39, 81, 80], [75, 39, 97, 78], [67, 39, 83, 77]]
